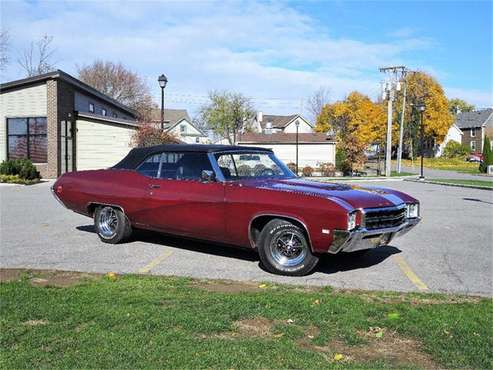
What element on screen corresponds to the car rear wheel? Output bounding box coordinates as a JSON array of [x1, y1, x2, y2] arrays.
[[258, 219, 319, 276], [94, 206, 132, 244]]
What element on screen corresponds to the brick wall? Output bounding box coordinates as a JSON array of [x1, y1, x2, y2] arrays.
[[44, 79, 75, 178]]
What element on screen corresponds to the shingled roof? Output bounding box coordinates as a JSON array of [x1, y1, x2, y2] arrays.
[[238, 132, 335, 144], [454, 108, 493, 129], [259, 114, 299, 129], [150, 108, 192, 126]]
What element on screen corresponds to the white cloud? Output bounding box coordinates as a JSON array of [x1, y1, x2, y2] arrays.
[[445, 87, 493, 109], [1, 0, 490, 116]]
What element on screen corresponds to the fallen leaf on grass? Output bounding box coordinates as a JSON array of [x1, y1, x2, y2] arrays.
[[333, 353, 344, 361], [286, 319, 295, 324], [106, 272, 118, 281], [313, 299, 321, 305], [258, 284, 268, 289], [368, 326, 385, 338]]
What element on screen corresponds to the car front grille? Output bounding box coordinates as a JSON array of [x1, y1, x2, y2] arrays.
[[364, 206, 406, 230]]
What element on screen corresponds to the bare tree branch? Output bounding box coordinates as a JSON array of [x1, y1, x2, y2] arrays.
[[78, 60, 156, 121], [0, 30, 9, 71], [307, 87, 331, 122], [17, 34, 57, 77]]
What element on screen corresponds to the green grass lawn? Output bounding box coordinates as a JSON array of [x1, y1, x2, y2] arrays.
[[1, 270, 492, 369], [427, 178, 493, 188], [390, 171, 415, 177], [398, 158, 480, 174]]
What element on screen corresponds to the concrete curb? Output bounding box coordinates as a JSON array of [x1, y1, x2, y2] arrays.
[[404, 178, 493, 191], [309, 176, 416, 183]]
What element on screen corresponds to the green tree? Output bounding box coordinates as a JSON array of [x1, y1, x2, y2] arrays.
[[200, 91, 255, 144], [442, 140, 469, 159], [479, 137, 493, 173], [448, 98, 475, 115]]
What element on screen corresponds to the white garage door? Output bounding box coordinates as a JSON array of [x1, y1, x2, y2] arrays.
[[76, 118, 136, 171]]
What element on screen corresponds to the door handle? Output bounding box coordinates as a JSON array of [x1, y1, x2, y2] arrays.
[[149, 184, 160, 189]]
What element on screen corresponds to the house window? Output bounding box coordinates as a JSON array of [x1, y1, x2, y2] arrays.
[[180, 124, 186, 133], [7, 117, 47, 163], [470, 129, 476, 137], [89, 102, 95, 113], [195, 137, 200, 143], [470, 141, 476, 151], [101, 108, 107, 116]]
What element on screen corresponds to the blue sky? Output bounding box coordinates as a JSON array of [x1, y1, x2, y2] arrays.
[[1, 0, 491, 117]]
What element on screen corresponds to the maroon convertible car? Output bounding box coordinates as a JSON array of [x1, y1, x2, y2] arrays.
[[52, 144, 420, 276]]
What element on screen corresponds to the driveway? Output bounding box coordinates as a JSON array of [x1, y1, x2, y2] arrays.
[[1, 180, 492, 296]]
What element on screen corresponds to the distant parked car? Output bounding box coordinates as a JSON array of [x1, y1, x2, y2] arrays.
[[467, 153, 483, 162], [52, 144, 421, 276]]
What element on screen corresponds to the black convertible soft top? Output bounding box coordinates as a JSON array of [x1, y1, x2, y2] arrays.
[[112, 144, 272, 170]]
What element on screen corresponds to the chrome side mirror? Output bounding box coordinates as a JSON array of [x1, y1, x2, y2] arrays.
[[201, 170, 216, 182]]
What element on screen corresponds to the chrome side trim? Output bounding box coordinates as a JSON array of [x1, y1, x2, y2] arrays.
[[247, 213, 313, 251]]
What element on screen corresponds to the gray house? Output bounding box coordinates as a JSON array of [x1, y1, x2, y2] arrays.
[[0, 70, 138, 178], [454, 108, 493, 153]]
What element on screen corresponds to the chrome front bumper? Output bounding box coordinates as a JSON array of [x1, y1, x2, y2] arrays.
[[328, 218, 421, 254]]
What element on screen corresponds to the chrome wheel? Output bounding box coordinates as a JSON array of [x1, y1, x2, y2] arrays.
[[269, 231, 307, 267], [97, 207, 119, 239]]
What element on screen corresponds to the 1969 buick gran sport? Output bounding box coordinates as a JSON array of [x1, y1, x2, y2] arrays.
[[52, 144, 420, 276]]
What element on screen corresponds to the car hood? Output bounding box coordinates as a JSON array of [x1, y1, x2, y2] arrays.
[[242, 178, 412, 210]]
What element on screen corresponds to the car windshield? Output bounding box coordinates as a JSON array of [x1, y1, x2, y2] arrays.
[[215, 152, 295, 180]]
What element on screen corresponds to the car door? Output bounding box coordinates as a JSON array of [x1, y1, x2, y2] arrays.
[[138, 151, 226, 241]]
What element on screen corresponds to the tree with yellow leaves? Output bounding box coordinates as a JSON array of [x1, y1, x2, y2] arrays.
[[316, 92, 386, 171], [395, 71, 454, 158]]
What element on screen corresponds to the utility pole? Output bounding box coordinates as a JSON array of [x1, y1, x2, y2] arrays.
[[397, 70, 408, 173], [379, 65, 406, 177]]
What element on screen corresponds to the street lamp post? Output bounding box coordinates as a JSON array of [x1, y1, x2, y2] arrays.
[[418, 103, 426, 180], [295, 120, 300, 175], [158, 74, 168, 130]]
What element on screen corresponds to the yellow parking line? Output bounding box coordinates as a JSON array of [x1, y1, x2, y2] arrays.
[[393, 255, 429, 291], [138, 250, 173, 274]]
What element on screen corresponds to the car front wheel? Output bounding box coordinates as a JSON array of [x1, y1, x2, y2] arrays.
[[258, 219, 319, 276], [94, 206, 132, 244]]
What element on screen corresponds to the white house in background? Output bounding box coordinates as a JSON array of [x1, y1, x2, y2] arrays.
[[238, 132, 336, 167], [435, 123, 463, 157], [237, 111, 336, 167], [150, 108, 209, 144], [247, 112, 314, 134]]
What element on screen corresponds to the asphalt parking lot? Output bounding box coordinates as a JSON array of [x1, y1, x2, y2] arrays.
[[1, 179, 492, 296]]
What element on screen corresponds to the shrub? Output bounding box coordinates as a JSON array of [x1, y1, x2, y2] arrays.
[[318, 162, 336, 177], [0, 174, 40, 185], [286, 162, 297, 174], [132, 123, 180, 147], [0, 159, 40, 180], [302, 166, 313, 177], [479, 137, 493, 173], [442, 140, 469, 159], [335, 148, 352, 175]]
